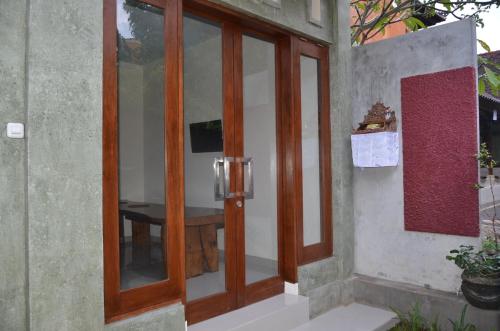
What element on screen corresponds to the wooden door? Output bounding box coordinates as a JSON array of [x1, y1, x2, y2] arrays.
[[183, 9, 285, 324]]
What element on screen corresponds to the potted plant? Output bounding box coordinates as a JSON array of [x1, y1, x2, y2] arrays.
[[446, 143, 500, 310]]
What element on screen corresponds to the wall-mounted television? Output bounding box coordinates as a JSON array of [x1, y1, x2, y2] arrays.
[[189, 120, 223, 153]]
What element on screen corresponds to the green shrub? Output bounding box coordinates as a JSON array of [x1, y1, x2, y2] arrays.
[[388, 304, 477, 331]]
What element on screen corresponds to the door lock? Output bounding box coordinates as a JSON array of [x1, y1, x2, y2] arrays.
[[236, 200, 243, 208]]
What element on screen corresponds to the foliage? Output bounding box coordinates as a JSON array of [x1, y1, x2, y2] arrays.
[[477, 44, 500, 96], [351, 0, 500, 46], [447, 144, 500, 277], [476, 142, 497, 169], [350, 0, 500, 93], [483, 237, 500, 252], [389, 304, 477, 331], [389, 303, 440, 331], [446, 245, 500, 277], [448, 305, 476, 331]]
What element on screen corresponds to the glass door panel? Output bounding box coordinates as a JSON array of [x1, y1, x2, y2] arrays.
[[300, 55, 322, 246], [183, 15, 226, 301], [242, 35, 279, 285], [117, 0, 167, 290]]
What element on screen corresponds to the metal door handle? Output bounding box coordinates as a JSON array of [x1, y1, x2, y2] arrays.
[[242, 157, 254, 199], [214, 157, 224, 201], [214, 157, 235, 200]]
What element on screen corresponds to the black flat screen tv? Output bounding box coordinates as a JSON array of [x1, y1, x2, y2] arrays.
[[189, 120, 223, 153]]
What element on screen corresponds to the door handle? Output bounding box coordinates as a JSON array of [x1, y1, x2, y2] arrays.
[[214, 157, 236, 201], [242, 157, 254, 199]]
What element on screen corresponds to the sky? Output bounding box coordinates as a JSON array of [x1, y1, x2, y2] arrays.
[[443, 6, 500, 53]]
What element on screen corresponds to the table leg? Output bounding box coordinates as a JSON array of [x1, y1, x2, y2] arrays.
[[200, 224, 219, 272], [132, 221, 151, 266], [185, 226, 203, 278]]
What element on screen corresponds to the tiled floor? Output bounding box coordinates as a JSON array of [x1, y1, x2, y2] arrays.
[[120, 241, 277, 301], [291, 303, 397, 331], [186, 259, 277, 301]]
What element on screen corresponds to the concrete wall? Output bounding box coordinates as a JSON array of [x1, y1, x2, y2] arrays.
[[0, 0, 353, 329], [352, 19, 480, 293], [25, 1, 104, 329], [212, 0, 333, 43], [0, 1, 27, 330], [298, 0, 355, 318], [354, 275, 500, 331]]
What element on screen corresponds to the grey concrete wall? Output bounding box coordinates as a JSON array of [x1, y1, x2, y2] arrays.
[[210, 0, 332, 43], [352, 19, 480, 293], [354, 275, 500, 331], [25, 0, 104, 330], [0, 1, 27, 330], [105, 304, 185, 331], [0, 0, 351, 329], [298, 0, 355, 318]]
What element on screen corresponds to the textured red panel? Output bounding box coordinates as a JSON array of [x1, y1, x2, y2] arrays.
[[401, 67, 479, 237]]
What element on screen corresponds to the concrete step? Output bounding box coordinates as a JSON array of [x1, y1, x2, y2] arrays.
[[188, 294, 310, 331], [291, 303, 398, 331]]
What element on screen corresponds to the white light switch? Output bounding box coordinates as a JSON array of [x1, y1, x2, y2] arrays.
[[6, 123, 24, 139]]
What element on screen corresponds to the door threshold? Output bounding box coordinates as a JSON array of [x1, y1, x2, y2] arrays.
[[188, 293, 309, 331]]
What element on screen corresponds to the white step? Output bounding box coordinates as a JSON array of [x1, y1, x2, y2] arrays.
[[291, 303, 397, 331], [188, 294, 309, 331]]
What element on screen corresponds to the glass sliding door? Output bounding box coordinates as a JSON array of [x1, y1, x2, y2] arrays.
[[183, 14, 227, 301], [182, 11, 285, 321], [242, 35, 279, 285]]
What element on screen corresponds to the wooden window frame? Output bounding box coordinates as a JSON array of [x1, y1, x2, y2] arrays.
[[102, 0, 184, 323], [292, 37, 333, 266]]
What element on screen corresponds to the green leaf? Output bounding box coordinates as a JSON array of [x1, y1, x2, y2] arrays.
[[478, 39, 491, 52], [404, 17, 427, 31], [478, 78, 486, 94], [440, 0, 452, 11], [485, 67, 500, 88]]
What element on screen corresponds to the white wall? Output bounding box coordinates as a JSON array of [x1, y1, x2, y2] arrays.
[[352, 19, 480, 292]]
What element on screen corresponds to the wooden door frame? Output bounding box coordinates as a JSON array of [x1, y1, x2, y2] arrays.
[[183, 4, 290, 323], [233, 26, 286, 308], [103, 0, 184, 323], [292, 37, 333, 265]]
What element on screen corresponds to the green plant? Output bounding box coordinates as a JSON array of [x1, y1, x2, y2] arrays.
[[447, 144, 500, 277], [446, 245, 500, 278], [389, 304, 478, 331], [478, 41, 500, 97], [389, 303, 441, 331], [448, 305, 476, 331]]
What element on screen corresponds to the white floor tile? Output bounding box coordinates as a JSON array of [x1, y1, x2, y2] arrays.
[[291, 303, 397, 331]]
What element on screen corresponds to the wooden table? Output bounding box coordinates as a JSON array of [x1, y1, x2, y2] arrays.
[[119, 201, 224, 278]]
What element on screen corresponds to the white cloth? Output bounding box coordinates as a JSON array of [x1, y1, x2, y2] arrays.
[[351, 132, 399, 168]]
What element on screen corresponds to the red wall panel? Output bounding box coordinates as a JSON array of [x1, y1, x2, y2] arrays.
[[401, 67, 479, 237]]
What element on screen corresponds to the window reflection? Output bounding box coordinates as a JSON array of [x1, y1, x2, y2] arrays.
[[117, 0, 167, 290]]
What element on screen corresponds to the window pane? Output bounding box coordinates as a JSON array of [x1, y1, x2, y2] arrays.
[[183, 15, 226, 301], [243, 35, 279, 284], [117, 0, 167, 290], [300, 55, 322, 246]]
